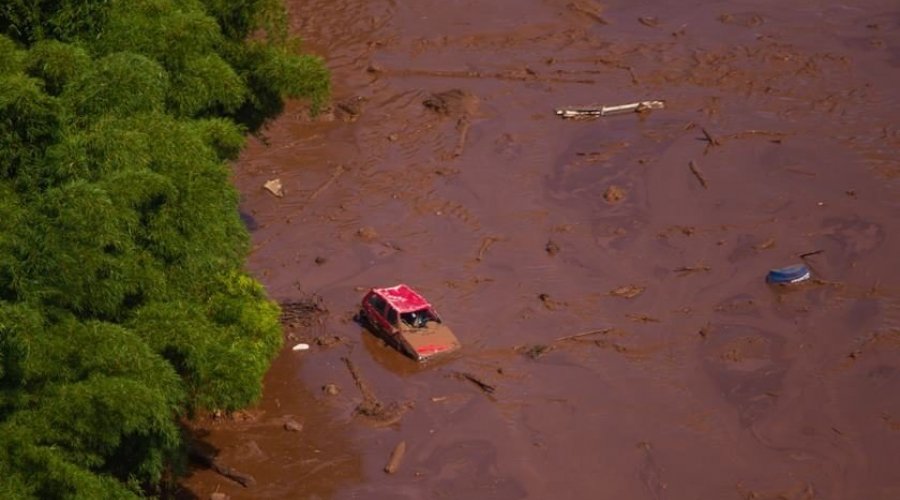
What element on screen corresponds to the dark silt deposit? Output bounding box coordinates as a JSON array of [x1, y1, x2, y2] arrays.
[[179, 1, 900, 498]]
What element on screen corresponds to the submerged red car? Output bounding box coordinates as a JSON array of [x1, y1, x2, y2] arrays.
[[360, 284, 461, 362]]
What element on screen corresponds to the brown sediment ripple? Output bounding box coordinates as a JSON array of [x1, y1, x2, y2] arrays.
[[179, 0, 900, 498]]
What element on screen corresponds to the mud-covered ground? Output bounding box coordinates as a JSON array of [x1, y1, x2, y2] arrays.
[[178, 1, 900, 498]]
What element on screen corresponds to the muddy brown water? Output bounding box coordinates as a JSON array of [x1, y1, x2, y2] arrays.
[[178, 1, 900, 498]]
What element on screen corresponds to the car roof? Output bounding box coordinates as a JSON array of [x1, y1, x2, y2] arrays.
[[372, 284, 432, 313]]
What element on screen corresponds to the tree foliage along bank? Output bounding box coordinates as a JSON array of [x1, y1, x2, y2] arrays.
[[0, 1, 329, 497]]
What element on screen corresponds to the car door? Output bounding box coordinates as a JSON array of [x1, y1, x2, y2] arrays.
[[365, 293, 392, 334]]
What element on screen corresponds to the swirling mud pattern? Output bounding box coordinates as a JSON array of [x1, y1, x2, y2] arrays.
[[180, 1, 900, 498]]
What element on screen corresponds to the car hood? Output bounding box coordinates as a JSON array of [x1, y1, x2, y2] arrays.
[[399, 321, 461, 360]]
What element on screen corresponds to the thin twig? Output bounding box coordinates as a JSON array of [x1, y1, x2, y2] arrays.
[[799, 249, 824, 259], [674, 265, 711, 275], [688, 160, 708, 189], [454, 371, 496, 394], [451, 116, 470, 158], [554, 328, 612, 342], [476, 236, 501, 261], [701, 127, 721, 146], [309, 165, 345, 201]]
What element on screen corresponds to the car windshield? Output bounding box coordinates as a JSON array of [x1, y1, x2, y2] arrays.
[[400, 308, 437, 328]]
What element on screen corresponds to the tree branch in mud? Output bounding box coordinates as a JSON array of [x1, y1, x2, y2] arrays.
[[384, 441, 407, 474], [188, 445, 257, 488], [341, 357, 411, 426], [309, 165, 345, 201], [476, 236, 502, 262], [554, 328, 613, 342], [701, 127, 721, 149], [688, 160, 709, 189], [452, 371, 496, 395], [451, 116, 471, 158]]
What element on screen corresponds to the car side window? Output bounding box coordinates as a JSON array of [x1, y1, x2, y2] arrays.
[[386, 308, 398, 326], [368, 294, 387, 315]]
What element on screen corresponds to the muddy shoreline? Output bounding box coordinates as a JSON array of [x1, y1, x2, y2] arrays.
[[179, 1, 900, 498]]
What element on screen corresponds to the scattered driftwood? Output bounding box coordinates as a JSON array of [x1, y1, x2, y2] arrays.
[[383, 441, 407, 474], [453, 371, 496, 394], [279, 295, 326, 326], [674, 264, 711, 276], [309, 165, 345, 201], [567, 1, 609, 24], [555, 328, 612, 342], [342, 357, 411, 426], [451, 116, 471, 158], [476, 236, 502, 261], [688, 160, 708, 189], [626, 313, 660, 323], [518, 328, 614, 360], [603, 185, 627, 203], [754, 238, 776, 251], [520, 344, 555, 359], [609, 284, 645, 299], [556, 100, 665, 119], [189, 445, 256, 488], [638, 16, 660, 28], [799, 249, 824, 259], [701, 127, 721, 147]]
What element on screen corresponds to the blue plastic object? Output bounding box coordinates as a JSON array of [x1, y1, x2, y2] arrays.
[[766, 264, 811, 284]]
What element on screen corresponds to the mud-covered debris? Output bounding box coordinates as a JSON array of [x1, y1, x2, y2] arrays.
[[603, 185, 627, 203], [674, 264, 711, 276], [356, 226, 379, 241], [753, 238, 775, 251], [638, 16, 660, 28], [283, 418, 303, 432], [538, 293, 566, 311], [189, 444, 256, 487], [210, 492, 229, 500], [342, 357, 412, 426], [476, 236, 501, 261], [718, 12, 765, 27], [556, 100, 664, 119], [263, 178, 283, 197], [334, 96, 366, 122], [567, 0, 608, 24], [545, 239, 560, 256], [322, 383, 340, 396], [314, 255, 328, 265], [423, 89, 479, 116], [626, 313, 660, 323], [384, 441, 407, 474], [313, 335, 345, 347], [453, 371, 496, 394], [354, 400, 412, 426], [609, 284, 645, 299], [521, 344, 554, 359], [387, 133, 399, 141], [279, 295, 327, 325]]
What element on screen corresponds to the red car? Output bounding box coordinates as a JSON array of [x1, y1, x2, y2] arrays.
[[360, 284, 461, 362]]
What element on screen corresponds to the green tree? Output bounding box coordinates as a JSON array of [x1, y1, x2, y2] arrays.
[[0, 0, 329, 496]]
